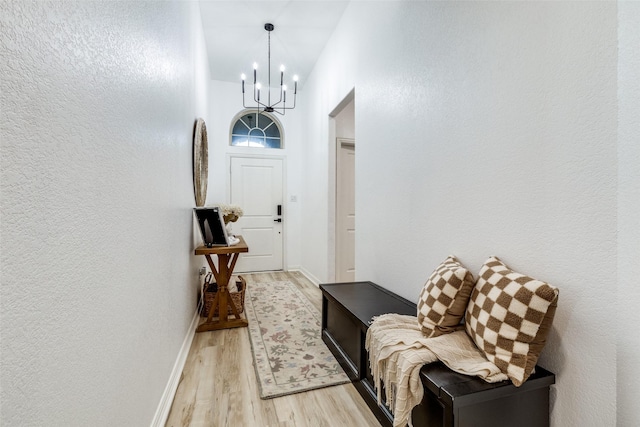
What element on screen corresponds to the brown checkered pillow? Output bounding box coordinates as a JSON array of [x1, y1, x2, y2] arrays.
[[417, 256, 475, 338], [465, 256, 559, 386]]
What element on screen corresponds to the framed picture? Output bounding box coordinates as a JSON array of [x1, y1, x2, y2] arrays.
[[194, 207, 229, 247]]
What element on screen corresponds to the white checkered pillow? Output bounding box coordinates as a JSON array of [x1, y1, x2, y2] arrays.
[[417, 256, 475, 338], [465, 256, 559, 386]]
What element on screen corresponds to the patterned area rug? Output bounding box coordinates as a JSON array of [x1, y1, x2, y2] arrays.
[[245, 280, 350, 399]]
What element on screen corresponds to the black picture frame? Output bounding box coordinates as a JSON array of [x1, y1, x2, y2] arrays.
[[194, 207, 229, 247]]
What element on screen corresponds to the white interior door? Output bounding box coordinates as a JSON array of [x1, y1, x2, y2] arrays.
[[336, 139, 355, 282], [230, 157, 284, 272]]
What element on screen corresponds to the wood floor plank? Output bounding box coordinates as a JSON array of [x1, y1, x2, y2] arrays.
[[165, 272, 382, 427]]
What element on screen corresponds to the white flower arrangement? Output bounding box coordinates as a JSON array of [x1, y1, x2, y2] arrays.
[[220, 204, 243, 224]]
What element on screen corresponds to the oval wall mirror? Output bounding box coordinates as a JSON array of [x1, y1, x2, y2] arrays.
[[193, 118, 208, 207]]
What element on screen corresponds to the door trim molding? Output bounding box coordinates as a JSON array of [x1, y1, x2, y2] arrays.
[[328, 88, 355, 282]]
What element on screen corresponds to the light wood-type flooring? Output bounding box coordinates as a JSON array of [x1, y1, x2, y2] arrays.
[[165, 271, 382, 427]]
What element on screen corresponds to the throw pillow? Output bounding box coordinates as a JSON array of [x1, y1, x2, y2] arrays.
[[465, 256, 559, 386], [417, 256, 475, 338]]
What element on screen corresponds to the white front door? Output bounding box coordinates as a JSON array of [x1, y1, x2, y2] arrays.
[[336, 139, 355, 282], [230, 156, 284, 272]]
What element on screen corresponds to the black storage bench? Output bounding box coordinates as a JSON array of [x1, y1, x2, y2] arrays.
[[320, 281, 555, 427]]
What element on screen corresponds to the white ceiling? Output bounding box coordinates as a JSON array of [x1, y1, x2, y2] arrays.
[[198, 1, 350, 88]]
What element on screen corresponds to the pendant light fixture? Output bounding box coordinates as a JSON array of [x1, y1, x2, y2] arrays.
[[241, 23, 298, 115]]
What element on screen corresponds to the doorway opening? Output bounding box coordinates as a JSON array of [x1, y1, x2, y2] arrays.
[[328, 89, 355, 282]]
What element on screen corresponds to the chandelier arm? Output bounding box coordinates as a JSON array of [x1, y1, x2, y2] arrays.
[[253, 85, 264, 106], [280, 93, 296, 110], [264, 88, 283, 109], [271, 85, 296, 110], [243, 87, 270, 110], [270, 97, 296, 112], [271, 86, 283, 107], [270, 97, 284, 108], [243, 90, 257, 109]]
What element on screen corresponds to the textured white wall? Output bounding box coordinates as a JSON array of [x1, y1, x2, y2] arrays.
[[299, 12, 359, 282], [206, 80, 303, 270], [301, 2, 619, 425], [1, 2, 209, 425], [617, 2, 640, 425]]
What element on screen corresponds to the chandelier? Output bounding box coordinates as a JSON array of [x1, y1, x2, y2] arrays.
[[241, 23, 298, 115]]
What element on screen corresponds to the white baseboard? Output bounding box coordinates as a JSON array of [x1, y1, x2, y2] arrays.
[[150, 310, 199, 427], [295, 267, 322, 287]]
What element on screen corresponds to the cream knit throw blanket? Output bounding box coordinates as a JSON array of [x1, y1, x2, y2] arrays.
[[365, 313, 508, 427]]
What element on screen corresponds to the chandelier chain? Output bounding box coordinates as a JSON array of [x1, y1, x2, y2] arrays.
[[268, 28, 271, 106]]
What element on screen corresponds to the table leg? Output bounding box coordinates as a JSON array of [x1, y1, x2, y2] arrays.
[[196, 253, 248, 332]]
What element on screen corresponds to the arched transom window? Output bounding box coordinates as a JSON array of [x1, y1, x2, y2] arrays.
[[230, 111, 283, 149]]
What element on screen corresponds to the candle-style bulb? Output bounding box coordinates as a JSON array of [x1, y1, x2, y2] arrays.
[[253, 62, 258, 70], [256, 83, 262, 90], [280, 65, 285, 72], [293, 75, 299, 82], [241, 73, 246, 81]]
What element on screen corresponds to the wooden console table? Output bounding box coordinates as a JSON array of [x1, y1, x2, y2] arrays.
[[195, 236, 249, 332]]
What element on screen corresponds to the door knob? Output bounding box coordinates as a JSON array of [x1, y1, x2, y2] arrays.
[[274, 218, 282, 223]]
